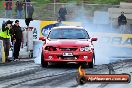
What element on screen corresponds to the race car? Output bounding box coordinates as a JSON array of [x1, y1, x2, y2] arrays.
[[39, 26, 97, 68]]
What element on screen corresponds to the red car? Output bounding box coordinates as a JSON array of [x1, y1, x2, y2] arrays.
[[39, 26, 97, 68]]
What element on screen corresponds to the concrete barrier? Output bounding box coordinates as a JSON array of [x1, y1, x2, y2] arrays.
[[120, 2, 132, 9], [109, 13, 132, 19], [108, 8, 132, 14]]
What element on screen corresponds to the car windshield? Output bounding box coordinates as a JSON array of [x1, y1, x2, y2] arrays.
[[48, 28, 90, 39]]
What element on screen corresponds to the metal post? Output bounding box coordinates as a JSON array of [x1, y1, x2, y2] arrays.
[[24, 0, 27, 18], [24, 0, 28, 19], [54, 0, 56, 15]]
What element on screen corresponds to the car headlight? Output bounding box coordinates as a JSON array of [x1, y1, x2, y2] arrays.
[[80, 46, 90, 51], [84, 46, 90, 51], [80, 48, 85, 51]]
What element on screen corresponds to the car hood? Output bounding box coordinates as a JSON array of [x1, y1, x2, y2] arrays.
[[45, 39, 91, 47]]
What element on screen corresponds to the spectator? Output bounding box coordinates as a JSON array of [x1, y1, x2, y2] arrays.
[[58, 5, 67, 21], [118, 12, 127, 34], [16, 0, 23, 19], [0, 20, 13, 62], [3, 0, 14, 18], [23, 0, 31, 18], [23, 0, 31, 7], [23, 0, 31, 6], [23, 0, 31, 4], [27, 4, 34, 19], [12, 20, 22, 61]]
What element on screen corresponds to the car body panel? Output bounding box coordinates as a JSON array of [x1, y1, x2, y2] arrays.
[[42, 50, 93, 62], [44, 39, 92, 47]]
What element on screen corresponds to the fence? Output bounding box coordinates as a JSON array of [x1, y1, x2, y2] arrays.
[[0, 0, 37, 19], [0, 1, 118, 20], [0, 1, 132, 33]]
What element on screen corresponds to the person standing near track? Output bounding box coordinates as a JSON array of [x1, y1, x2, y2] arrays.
[[0, 20, 13, 62], [118, 12, 127, 34], [27, 4, 34, 19], [58, 5, 67, 21], [12, 20, 22, 61], [3, 0, 14, 18], [16, 0, 23, 19]]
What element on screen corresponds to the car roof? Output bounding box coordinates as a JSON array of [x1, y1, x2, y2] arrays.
[[52, 26, 84, 30]]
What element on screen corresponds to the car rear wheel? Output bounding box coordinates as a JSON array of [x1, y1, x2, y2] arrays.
[[88, 53, 95, 68], [41, 52, 48, 68]]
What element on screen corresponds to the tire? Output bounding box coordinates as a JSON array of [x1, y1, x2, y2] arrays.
[[41, 52, 48, 68], [88, 53, 95, 68], [31, 51, 33, 58], [88, 61, 93, 68]]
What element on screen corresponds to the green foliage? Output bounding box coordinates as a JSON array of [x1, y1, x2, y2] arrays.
[[0, 0, 129, 20], [76, 0, 82, 4], [0, 0, 128, 4], [0, 1, 4, 10], [92, 0, 126, 4], [32, 0, 51, 4], [59, 0, 68, 3], [57, 0, 127, 4]]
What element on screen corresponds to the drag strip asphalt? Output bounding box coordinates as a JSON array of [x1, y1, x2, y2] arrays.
[[0, 59, 132, 88]]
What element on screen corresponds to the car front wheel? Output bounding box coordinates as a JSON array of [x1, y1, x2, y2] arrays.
[[41, 52, 48, 68], [88, 53, 95, 68]]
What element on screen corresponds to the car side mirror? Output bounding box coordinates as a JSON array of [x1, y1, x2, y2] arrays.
[[39, 36, 46, 41], [91, 38, 97, 41]]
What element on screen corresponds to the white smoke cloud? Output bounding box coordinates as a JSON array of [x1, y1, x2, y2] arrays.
[[34, 41, 43, 64], [66, 3, 132, 65], [34, 3, 132, 65]]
